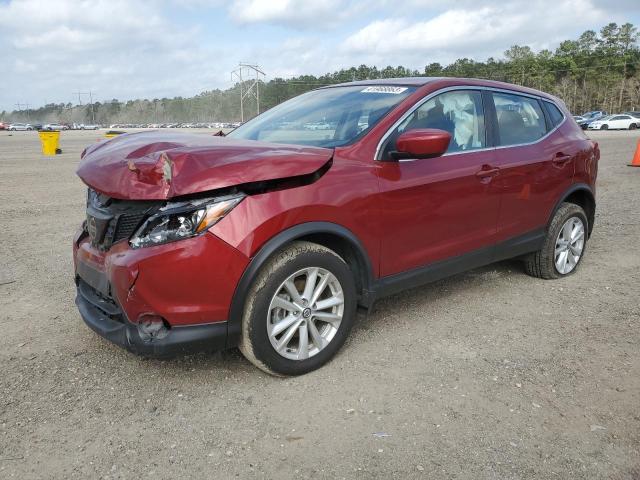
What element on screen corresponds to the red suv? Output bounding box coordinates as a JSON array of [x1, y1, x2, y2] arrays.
[[73, 78, 598, 375]]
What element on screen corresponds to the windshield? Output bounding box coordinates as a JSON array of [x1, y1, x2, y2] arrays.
[[228, 85, 416, 148]]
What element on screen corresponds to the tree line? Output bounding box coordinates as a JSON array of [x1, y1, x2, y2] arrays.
[[3, 22, 638, 125]]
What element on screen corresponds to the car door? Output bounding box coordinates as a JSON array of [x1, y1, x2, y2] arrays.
[[616, 115, 631, 129], [608, 116, 622, 129], [376, 89, 501, 277], [490, 93, 576, 244]]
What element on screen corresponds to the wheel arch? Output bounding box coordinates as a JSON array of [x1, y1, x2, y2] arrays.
[[549, 184, 595, 237], [226, 222, 375, 347]]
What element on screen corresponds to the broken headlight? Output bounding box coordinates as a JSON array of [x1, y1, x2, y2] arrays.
[[130, 194, 244, 249]]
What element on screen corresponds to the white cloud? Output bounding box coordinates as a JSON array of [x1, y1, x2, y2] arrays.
[[0, 0, 637, 111], [0, 0, 221, 110], [344, 0, 614, 62], [228, 0, 361, 27]]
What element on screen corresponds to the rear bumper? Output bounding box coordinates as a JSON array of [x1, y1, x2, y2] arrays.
[[76, 278, 227, 357]]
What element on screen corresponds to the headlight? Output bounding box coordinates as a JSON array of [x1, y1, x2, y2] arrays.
[[130, 194, 244, 248]]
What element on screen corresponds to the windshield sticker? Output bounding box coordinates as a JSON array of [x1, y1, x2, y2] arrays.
[[361, 86, 408, 94]]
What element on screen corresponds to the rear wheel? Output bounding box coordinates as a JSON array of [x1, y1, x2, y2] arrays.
[[239, 241, 357, 376], [524, 203, 588, 279], [630, 123, 638, 130]]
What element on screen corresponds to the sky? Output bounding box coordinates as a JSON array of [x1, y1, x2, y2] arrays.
[[0, 0, 639, 111]]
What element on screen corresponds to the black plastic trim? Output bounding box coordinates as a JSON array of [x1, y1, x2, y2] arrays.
[[482, 90, 499, 148], [548, 183, 595, 236], [370, 228, 545, 300], [226, 222, 375, 348], [76, 282, 227, 357]]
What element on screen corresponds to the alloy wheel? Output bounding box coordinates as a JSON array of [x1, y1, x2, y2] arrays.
[[554, 217, 585, 274], [267, 267, 344, 361]]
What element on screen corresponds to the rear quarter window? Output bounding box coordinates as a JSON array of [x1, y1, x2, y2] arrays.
[[544, 101, 565, 127]]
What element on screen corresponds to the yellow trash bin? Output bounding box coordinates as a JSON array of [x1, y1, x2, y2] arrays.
[[105, 130, 125, 139], [38, 131, 60, 156]]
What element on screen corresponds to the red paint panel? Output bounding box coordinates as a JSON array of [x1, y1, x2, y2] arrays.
[[492, 119, 592, 242], [375, 150, 500, 276], [75, 233, 249, 326], [211, 154, 382, 276]]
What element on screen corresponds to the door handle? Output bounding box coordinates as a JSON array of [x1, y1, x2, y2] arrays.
[[475, 165, 500, 178], [553, 152, 572, 164]]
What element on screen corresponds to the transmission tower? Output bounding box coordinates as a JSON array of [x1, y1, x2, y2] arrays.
[[231, 63, 265, 122], [14, 103, 31, 119], [73, 91, 96, 124]]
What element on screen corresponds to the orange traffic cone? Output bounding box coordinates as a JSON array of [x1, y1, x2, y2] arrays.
[[630, 140, 640, 167]]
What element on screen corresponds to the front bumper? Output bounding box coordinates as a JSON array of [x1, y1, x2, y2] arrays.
[[73, 228, 250, 357], [76, 278, 227, 356]]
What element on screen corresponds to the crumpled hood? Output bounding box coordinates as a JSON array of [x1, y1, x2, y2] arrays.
[[76, 131, 333, 200]]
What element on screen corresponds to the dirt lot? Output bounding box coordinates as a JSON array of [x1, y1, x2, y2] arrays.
[[0, 129, 639, 479]]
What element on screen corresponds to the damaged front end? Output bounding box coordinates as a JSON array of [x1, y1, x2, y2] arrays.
[[73, 131, 334, 356], [73, 186, 251, 357]]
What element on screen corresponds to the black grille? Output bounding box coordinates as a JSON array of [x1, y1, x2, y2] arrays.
[[114, 212, 147, 242], [86, 188, 160, 250]]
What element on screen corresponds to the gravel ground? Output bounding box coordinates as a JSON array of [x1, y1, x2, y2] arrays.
[[0, 129, 639, 479]]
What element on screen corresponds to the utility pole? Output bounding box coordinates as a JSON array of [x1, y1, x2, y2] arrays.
[[231, 63, 265, 122], [88, 91, 95, 124]]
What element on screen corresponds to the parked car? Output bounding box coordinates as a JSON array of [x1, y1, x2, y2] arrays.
[[0, 121, 9, 130], [8, 123, 33, 131], [73, 78, 598, 375], [587, 114, 639, 130], [576, 110, 607, 130], [81, 124, 100, 130], [43, 123, 69, 131]]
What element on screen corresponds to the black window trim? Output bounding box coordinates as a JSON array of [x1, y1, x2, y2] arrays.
[[375, 85, 567, 161], [541, 99, 566, 130]]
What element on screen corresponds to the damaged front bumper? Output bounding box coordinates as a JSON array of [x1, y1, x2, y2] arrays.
[[76, 278, 228, 356], [73, 226, 249, 357]]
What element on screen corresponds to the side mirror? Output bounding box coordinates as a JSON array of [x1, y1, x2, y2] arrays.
[[390, 128, 451, 160]]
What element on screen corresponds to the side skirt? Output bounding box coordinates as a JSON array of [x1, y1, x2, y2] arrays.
[[370, 229, 545, 301]]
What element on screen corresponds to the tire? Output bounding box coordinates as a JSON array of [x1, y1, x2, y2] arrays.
[[524, 203, 588, 279], [630, 123, 638, 130], [239, 241, 357, 376], [601, 124, 608, 130]]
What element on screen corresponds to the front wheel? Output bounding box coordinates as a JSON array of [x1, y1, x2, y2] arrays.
[[240, 241, 357, 376], [601, 124, 609, 130], [524, 203, 588, 279]]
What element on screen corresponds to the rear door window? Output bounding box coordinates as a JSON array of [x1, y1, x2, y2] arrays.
[[492, 92, 547, 146]]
